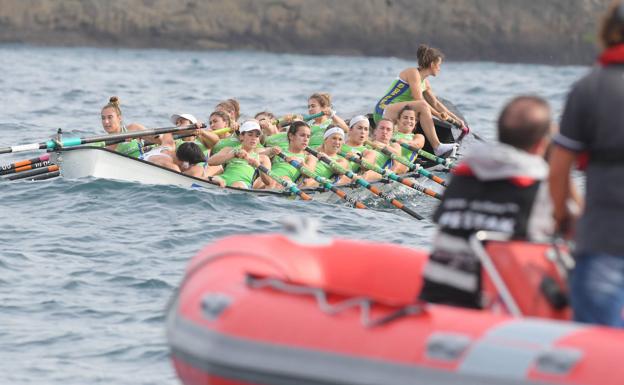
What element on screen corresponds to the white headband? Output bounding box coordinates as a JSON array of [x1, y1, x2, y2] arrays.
[[323, 126, 345, 140], [349, 115, 369, 129]]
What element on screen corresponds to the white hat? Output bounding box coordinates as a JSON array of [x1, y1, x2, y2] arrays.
[[323, 126, 345, 140], [170, 113, 198, 125], [239, 120, 261, 133], [349, 115, 369, 129]]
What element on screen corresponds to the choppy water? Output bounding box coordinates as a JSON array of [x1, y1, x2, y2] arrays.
[[0, 45, 588, 385]]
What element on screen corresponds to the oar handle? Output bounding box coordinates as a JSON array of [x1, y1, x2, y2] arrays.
[[279, 151, 366, 209], [391, 139, 454, 168], [256, 163, 312, 201], [378, 147, 448, 187]]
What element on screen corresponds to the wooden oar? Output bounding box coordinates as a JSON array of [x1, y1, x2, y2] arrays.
[[0, 123, 208, 155], [255, 163, 313, 201], [1, 154, 50, 171], [337, 150, 441, 200], [4, 164, 59, 181], [334, 150, 441, 200], [365, 141, 448, 187], [275, 152, 367, 209], [307, 147, 424, 220], [390, 139, 455, 169]]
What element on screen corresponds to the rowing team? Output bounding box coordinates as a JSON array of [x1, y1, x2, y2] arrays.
[[98, 94, 455, 190]]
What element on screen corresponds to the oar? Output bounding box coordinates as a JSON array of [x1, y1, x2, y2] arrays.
[[337, 150, 442, 200], [390, 139, 455, 169], [276, 112, 324, 127], [306, 147, 424, 220], [365, 141, 448, 187], [255, 164, 313, 201], [0, 123, 207, 154], [0, 160, 52, 176], [333, 150, 441, 200], [4, 165, 59, 181], [29, 170, 60, 181], [275, 152, 367, 209], [1, 154, 50, 171]]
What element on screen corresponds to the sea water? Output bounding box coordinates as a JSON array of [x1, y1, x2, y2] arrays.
[[0, 45, 588, 384]]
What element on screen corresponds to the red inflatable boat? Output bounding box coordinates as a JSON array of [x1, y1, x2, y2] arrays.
[[166, 225, 624, 385]]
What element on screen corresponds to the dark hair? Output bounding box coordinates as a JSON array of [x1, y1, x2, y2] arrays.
[[497, 96, 551, 151], [397, 105, 417, 121], [417, 44, 444, 69], [287, 121, 310, 143], [600, 1, 624, 48], [176, 142, 206, 165]]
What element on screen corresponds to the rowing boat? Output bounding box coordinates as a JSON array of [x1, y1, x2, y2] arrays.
[[50, 146, 444, 202], [50, 117, 461, 201]]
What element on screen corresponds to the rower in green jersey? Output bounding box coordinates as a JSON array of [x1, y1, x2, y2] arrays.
[[361, 118, 405, 181], [306, 93, 348, 147], [391, 106, 426, 160], [208, 120, 273, 189], [308, 127, 351, 187], [341, 115, 371, 172], [372, 44, 460, 157], [261, 121, 317, 189], [100, 95, 147, 158]]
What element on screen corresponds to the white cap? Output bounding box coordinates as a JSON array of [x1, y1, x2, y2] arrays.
[[239, 120, 261, 133], [323, 126, 345, 140], [349, 115, 369, 129], [170, 113, 198, 125]]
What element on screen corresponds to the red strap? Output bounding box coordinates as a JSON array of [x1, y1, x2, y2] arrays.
[[453, 163, 537, 186], [598, 44, 624, 66], [577, 151, 589, 171], [452, 163, 473, 176], [509, 176, 538, 187]]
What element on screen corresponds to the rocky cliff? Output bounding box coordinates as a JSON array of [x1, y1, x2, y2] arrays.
[[0, 0, 611, 64]]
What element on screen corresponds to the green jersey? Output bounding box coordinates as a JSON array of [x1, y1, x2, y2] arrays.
[[271, 151, 306, 182], [264, 132, 289, 151], [115, 139, 143, 158], [308, 118, 333, 148], [314, 154, 341, 179], [212, 137, 241, 155], [341, 143, 367, 172], [220, 151, 259, 188], [392, 132, 418, 160]]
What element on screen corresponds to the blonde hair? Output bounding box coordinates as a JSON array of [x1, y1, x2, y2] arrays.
[[102, 96, 122, 117], [216, 99, 241, 120], [309, 93, 332, 108]]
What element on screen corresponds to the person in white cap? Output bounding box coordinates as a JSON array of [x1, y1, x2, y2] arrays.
[[308, 126, 352, 186], [208, 120, 273, 189], [341, 115, 371, 172]]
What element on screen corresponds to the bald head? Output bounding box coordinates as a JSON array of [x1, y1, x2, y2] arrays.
[[497, 96, 551, 151]]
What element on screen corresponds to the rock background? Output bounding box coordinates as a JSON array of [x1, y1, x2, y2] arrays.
[[0, 0, 612, 64]]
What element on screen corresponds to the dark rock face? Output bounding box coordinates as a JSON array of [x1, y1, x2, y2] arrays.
[[0, 0, 611, 64]]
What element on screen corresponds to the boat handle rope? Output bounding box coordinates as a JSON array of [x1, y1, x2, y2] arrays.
[[246, 274, 425, 328]]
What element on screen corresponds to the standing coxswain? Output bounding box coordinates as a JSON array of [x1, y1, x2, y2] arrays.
[[372, 45, 460, 156]]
